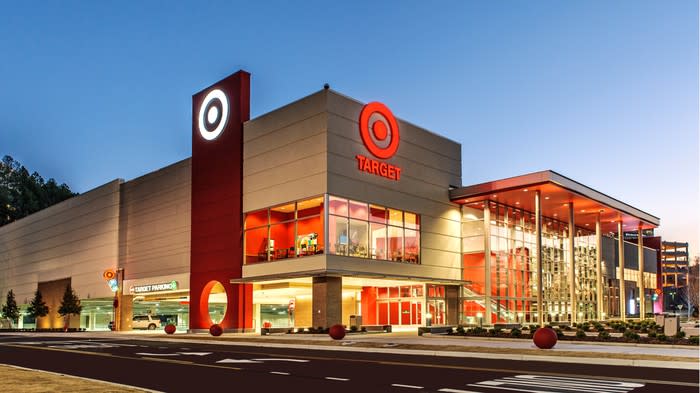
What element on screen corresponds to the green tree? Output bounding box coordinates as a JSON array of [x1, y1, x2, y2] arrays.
[[27, 289, 49, 321], [1, 290, 20, 326], [0, 155, 76, 226], [58, 284, 82, 329]]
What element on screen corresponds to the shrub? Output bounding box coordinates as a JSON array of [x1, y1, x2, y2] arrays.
[[689, 336, 699, 345], [675, 331, 686, 339], [623, 330, 640, 341], [617, 326, 627, 333], [554, 328, 564, 338], [598, 331, 611, 339], [521, 326, 529, 331], [510, 328, 522, 338], [349, 325, 358, 332], [456, 325, 465, 334], [647, 330, 657, 338], [470, 327, 486, 335], [657, 334, 667, 341], [576, 329, 586, 338], [529, 324, 538, 331], [563, 325, 573, 331], [640, 327, 648, 333], [360, 327, 367, 333], [595, 323, 605, 332], [580, 322, 590, 331]]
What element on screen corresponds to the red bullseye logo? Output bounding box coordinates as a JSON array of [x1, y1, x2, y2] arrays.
[[359, 102, 400, 159]]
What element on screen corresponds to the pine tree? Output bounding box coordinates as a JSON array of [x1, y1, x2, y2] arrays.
[[58, 284, 82, 329], [1, 290, 20, 326], [27, 289, 49, 321]]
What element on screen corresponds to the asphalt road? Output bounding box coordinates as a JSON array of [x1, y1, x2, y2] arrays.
[[0, 334, 696, 393]]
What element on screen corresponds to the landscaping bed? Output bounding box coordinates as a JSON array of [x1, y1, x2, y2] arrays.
[[447, 320, 699, 346]]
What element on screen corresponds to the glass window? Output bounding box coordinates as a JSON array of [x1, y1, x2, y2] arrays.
[[404, 229, 419, 264], [329, 196, 348, 216], [349, 219, 369, 257], [329, 215, 349, 255], [245, 226, 269, 264], [349, 200, 368, 220], [245, 209, 268, 229], [327, 196, 419, 264], [369, 205, 386, 223], [370, 222, 387, 260], [270, 222, 295, 260], [388, 226, 403, 261], [297, 217, 323, 257], [388, 209, 403, 226], [405, 212, 419, 230], [270, 203, 295, 224], [298, 196, 324, 219]]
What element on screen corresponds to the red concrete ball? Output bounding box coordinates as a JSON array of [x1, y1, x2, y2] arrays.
[[328, 324, 346, 340], [164, 324, 176, 335], [209, 324, 223, 337], [533, 327, 558, 349]]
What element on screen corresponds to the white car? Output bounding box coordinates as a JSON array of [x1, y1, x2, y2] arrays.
[[132, 315, 161, 330]]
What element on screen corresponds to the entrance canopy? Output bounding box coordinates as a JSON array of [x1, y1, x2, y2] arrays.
[[449, 170, 659, 232]]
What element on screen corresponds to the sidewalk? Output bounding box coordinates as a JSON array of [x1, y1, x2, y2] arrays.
[[5, 330, 697, 370]]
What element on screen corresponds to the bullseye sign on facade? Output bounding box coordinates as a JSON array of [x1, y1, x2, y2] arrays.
[[197, 89, 229, 141], [356, 102, 402, 181]]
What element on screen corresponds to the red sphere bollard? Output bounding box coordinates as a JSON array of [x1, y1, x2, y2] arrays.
[[164, 324, 176, 334], [328, 324, 346, 340], [209, 324, 223, 337], [533, 327, 558, 349]]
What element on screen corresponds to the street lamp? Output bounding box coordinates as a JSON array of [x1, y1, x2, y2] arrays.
[[476, 312, 483, 328]]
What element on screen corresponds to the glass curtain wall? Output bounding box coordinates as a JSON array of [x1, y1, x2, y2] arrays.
[[461, 201, 599, 325]]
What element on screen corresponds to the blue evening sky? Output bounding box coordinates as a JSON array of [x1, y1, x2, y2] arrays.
[[1, 1, 697, 256]]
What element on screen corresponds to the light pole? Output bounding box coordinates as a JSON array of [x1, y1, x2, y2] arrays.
[[476, 312, 483, 329]]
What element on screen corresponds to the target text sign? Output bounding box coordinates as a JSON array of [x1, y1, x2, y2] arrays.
[[356, 102, 402, 181]]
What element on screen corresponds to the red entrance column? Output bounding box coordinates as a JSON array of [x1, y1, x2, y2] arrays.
[[189, 70, 253, 332]]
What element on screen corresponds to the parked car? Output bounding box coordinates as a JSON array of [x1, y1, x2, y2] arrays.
[[132, 315, 161, 330]]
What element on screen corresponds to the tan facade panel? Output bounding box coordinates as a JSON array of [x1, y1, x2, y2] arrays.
[[0, 181, 121, 303], [118, 159, 191, 281]]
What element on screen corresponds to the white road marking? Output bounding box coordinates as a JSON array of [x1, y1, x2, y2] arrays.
[[341, 341, 357, 346], [135, 353, 181, 357], [251, 358, 309, 362], [216, 358, 262, 364], [468, 374, 645, 393], [438, 389, 481, 393], [270, 371, 290, 375], [325, 377, 350, 381], [392, 383, 424, 389], [177, 352, 211, 356]]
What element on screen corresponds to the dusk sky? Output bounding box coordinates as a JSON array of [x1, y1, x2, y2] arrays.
[[1, 1, 697, 256]]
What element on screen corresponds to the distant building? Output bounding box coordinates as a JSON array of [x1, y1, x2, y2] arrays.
[[661, 241, 689, 311]]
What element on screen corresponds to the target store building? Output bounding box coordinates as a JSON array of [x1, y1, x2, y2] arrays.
[[0, 70, 661, 332]]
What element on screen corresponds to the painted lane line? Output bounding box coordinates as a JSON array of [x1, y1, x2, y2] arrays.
[[438, 389, 482, 393], [216, 359, 262, 364], [139, 357, 193, 365], [391, 383, 424, 389], [251, 358, 310, 362], [177, 352, 212, 356], [270, 371, 290, 375], [135, 352, 180, 356], [468, 374, 645, 393], [325, 377, 350, 381]]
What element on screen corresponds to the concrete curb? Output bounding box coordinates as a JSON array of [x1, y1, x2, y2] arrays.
[[115, 334, 700, 370]]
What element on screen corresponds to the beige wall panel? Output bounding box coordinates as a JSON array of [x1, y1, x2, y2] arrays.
[[325, 92, 461, 163], [327, 116, 461, 180], [244, 152, 326, 194], [119, 160, 191, 282], [245, 91, 327, 142], [244, 113, 326, 161], [242, 255, 327, 280], [294, 296, 312, 327], [243, 173, 327, 213], [341, 294, 357, 326], [0, 181, 121, 303], [419, 248, 461, 271], [420, 232, 461, 254]]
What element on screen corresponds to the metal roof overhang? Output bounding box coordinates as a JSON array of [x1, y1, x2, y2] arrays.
[[449, 170, 659, 232]]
